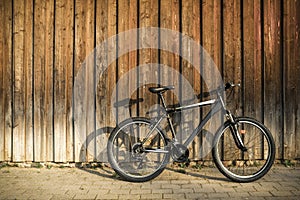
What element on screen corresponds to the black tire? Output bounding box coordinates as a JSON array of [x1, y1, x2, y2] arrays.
[[212, 117, 275, 182], [107, 117, 170, 182]]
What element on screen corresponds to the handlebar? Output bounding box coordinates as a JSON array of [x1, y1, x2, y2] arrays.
[[197, 82, 240, 99]]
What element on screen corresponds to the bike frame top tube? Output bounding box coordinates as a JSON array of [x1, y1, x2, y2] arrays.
[[172, 99, 216, 112]]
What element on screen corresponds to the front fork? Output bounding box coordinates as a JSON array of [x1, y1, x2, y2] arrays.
[[226, 111, 247, 152]]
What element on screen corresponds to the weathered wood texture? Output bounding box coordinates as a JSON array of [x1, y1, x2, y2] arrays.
[[0, 0, 13, 161], [34, 0, 54, 162], [0, 0, 299, 162], [13, 0, 34, 162]]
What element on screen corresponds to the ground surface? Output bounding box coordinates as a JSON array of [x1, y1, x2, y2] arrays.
[[0, 164, 299, 199]]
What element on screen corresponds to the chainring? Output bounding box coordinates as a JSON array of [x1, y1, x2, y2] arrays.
[[171, 143, 189, 163]]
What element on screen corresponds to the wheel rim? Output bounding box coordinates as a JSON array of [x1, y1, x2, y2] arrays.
[[215, 120, 273, 179], [110, 121, 168, 179]]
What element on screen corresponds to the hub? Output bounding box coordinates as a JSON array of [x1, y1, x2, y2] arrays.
[[132, 143, 144, 154]]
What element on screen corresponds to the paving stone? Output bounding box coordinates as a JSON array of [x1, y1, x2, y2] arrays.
[[227, 192, 250, 197], [151, 189, 172, 194], [185, 192, 208, 199], [140, 182, 162, 189], [207, 192, 229, 198], [0, 165, 299, 199], [140, 193, 162, 199], [118, 194, 140, 199], [74, 193, 97, 200], [270, 191, 295, 196], [173, 188, 194, 194], [234, 185, 257, 192], [163, 193, 185, 199], [50, 194, 76, 200], [96, 194, 118, 199], [193, 186, 215, 193], [108, 189, 130, 195], [249, 191, 273, 197], [161, 183, 181, 189], [130, 189, 151, 195]]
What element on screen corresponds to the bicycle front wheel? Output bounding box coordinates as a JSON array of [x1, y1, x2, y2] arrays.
[[107, 117, 170, 182], [213, 117, 275, 182]]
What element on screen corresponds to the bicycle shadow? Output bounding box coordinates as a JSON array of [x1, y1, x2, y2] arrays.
[[77, 126, 118, 180], [76, 97, 144, 180], [165, 167, 228, 182]]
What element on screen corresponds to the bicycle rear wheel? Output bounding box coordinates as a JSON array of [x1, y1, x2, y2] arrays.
[[107, 117, 170, 182], [213, 117, 275, 182]]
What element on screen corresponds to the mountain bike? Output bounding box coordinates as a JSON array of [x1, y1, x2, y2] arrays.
[[107, 82, 275, 182]]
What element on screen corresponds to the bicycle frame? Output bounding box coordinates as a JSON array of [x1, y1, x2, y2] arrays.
[[142, 90, 246, 151]]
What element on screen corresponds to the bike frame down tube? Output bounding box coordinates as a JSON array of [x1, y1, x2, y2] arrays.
[[166, 99, 223, 147]]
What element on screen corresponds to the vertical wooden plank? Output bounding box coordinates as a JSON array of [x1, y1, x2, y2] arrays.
[[160, 0, 180, 89], [33, 0, 44, 161], [106, 0, 117, 128], [24, 1, 34, 162], [202, 0, 222, 74], [103, 0, 118, 159], [45, 0, 55, 162], [181, 0, 201, 159], [80, 0, 117, 162], [95, 0, 108, 162], [102, 0, 117, 160], [13, 0, 34, 162], [243, 0, 263, 121], [295, 0, 300, 159], [0, 0, 13, 161], [192, 0, 202, 161], [93, 0, 118, 162], [159, 0, 180, 140], [34, 0, 54, 162], [113, 0, 138, 124], [125, 0, 139, 122], [74, 0, 95, 162], [201, 0, 222, 160], [117, 0, 131, 122], [128, 0, 138, 119], [54, 0, 74, 162], [0, 2, 4, 160], [95, 0, 121, 162], [263, 0, 282, 159], [223, 0, 242, 113], [181, 0, 194, 155], [138, 0, 159, 117], [242, 0, 264, 160], [283, 0, 300, 159], [222, 0, 242, 161]]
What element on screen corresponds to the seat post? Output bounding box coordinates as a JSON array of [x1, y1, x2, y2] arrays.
[[158, 93, 168, 110], [158, 92, 177, 140]]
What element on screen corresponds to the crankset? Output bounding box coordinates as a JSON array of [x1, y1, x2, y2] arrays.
[[171, 143, 189, 163]]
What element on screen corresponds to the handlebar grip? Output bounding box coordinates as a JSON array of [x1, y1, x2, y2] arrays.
[[225, 82, 240, 90], [225, 82, 232, 90]]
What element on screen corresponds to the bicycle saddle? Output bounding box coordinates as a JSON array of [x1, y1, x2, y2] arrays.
[[148, 85, 175, 94]]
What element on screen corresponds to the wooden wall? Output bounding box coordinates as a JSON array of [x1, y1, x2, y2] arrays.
[[0, 0, 299, 162]]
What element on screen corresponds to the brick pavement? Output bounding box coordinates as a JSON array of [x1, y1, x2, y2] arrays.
[[0, 164, 299, 199]]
